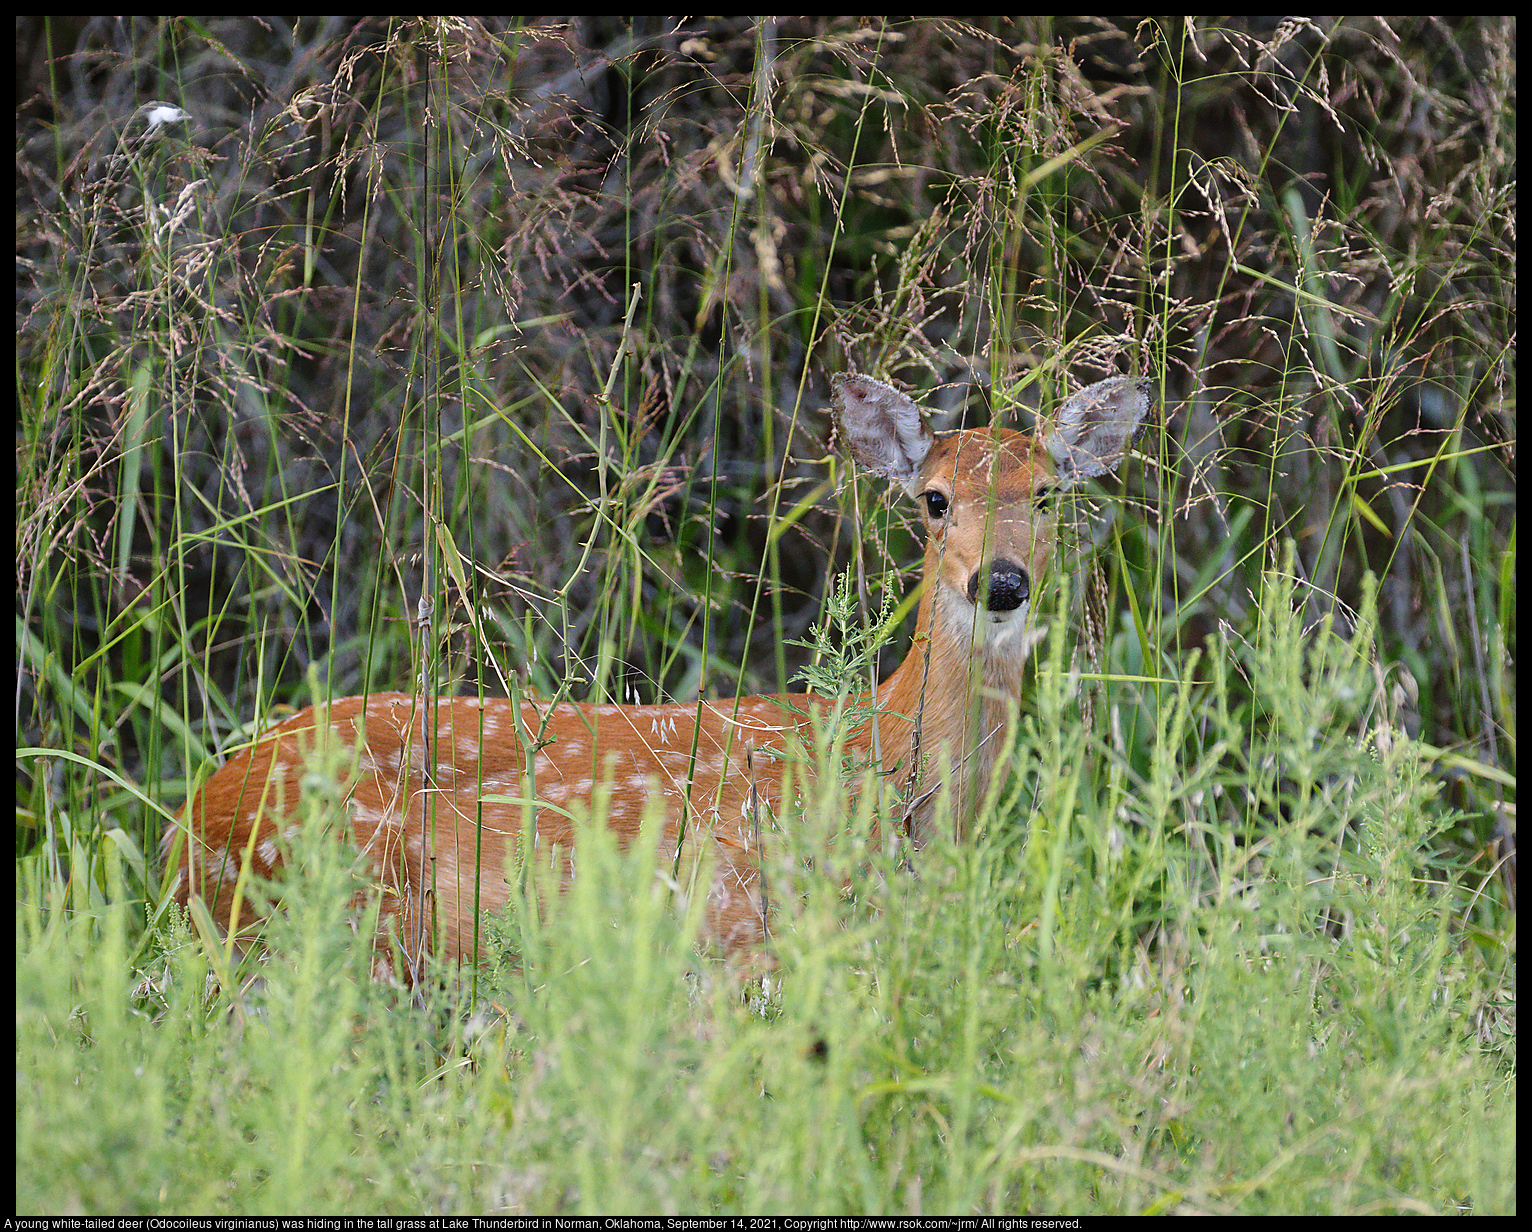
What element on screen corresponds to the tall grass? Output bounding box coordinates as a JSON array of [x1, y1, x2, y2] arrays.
[[16, 16, 1514, 1214], [16, 570, 1514, 1212]]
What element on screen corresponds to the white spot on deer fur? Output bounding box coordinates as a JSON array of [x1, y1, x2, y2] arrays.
[[257, 839, 278, 866], [351, 802, 386, 834]]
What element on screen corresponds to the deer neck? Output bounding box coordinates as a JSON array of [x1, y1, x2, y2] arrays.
[[865, 576, 1031, 843]]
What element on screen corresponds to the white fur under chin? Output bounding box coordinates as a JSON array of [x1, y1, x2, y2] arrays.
[[937, 586, 1038, 652], [984, 604, 1034, 644]]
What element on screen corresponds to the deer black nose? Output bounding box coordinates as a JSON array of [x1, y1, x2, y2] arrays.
[[969, 559, 1030, 612]]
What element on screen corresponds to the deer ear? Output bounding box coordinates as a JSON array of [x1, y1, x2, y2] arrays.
[[834, 373, 935, 488], [1045, 376, 1155, 486]]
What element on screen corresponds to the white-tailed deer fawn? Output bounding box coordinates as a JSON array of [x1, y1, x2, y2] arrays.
[[166, 372, 1153, 978]]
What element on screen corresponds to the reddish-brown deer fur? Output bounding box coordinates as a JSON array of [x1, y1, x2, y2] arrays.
[[166, 372, 1153, 978]]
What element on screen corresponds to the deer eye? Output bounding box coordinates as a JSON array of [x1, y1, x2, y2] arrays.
[[1034, 486, 1056, 513], [922, 490, 950, 520]]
